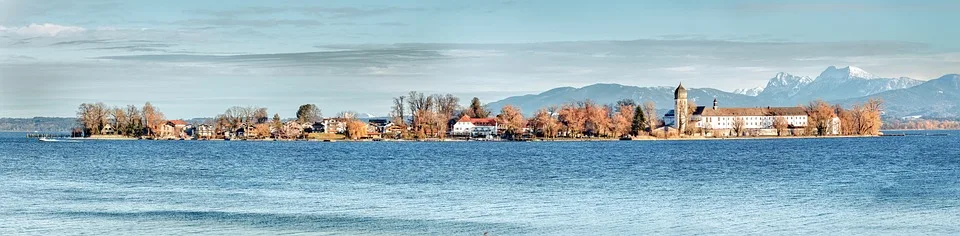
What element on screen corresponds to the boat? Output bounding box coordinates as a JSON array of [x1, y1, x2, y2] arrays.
[[38, 137, 80, 143]]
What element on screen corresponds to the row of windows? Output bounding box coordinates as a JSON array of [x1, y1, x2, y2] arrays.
[[704, 121, 807, 127], [705, 116, 805, 122]]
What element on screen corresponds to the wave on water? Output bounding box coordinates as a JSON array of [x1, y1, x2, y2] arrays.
[[56, 210, 531, 235]]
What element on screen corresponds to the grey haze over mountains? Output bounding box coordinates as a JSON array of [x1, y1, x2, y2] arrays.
[[488, 66, 952, 117], [838, 74, 960, 118], [774, 66, 923, 104]]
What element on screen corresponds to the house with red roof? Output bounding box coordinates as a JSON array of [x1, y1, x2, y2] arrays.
[[452, 115, 498, 137]]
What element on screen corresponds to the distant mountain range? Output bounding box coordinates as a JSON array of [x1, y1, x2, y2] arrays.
[[768, 66, 923, 104], [487, 84, 761, 115], [837, 74, 960, 117], [488, 66, 957, 118], [0, 117, 76, 132]]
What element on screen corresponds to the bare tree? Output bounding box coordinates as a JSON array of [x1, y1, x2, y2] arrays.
[[254, 107, 269, 124], [804, 100, 836, 136], [583, 100, 610, 137], [612, 104, 634, 137], [125, 105, 143, 136], [558, 103, 586, 138], [773, 116, 789, 136], [835, 104, 854, 135], [142, 102, 165, 138], [343, 114, 368, 140], [643, 101, 658, 130], [223, 106, 249, 130], [497, 105, 526, 139], [433, 94, 460, 138], [530, 108, 560, 138], [391, 96, 406, 127], [253, 124, 272, 139], [731, 117, 746, 137], [683, 101, 698, 136], [76, 102, 108, 136], [702, 121, 715, 137], [110, 107, 128, 135], [407, 91, 426, 136], [852, 98, 883, 135]]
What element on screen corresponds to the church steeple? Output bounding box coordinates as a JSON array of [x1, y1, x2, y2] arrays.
[[674, 82, 689, 134], [674, 82, 687, 99]]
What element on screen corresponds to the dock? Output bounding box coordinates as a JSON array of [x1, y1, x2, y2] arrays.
[[26, 133, 73, 139]]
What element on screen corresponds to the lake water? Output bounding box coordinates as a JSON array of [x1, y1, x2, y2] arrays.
[[1, 131, 959, 235]]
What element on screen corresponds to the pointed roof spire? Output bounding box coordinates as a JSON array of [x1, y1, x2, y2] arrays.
[[674, 82, 687, 99]]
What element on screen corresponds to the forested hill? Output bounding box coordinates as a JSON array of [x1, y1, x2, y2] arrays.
[[0, 117, 76, 132]]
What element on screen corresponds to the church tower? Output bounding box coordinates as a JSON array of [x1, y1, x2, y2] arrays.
[[674, 83, 688, 134]]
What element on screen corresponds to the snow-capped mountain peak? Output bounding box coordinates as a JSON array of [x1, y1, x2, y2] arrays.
[[771, 72, 814, 85], [757, 72, 813, 98], [732, 86, 765, 96], [818, 66, 876, 81]]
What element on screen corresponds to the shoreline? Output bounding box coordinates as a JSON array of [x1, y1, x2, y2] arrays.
[[54, 134, 892, 142]]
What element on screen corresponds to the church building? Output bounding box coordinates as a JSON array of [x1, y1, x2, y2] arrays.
[[663, 83, 838, 136]]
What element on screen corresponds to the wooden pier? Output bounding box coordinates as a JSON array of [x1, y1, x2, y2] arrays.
[[26, 133, 73, 139]]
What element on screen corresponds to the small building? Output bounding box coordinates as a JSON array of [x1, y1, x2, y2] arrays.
[[321, 118, 347, 134], [383, 122, 405, 139], [281, 121, 304, 139], [452, 115, 498, 137], [367, 119, 389, 133], [100, 123, 116, 135], [196, 124, 215, 139], [309, 122, 325, 133], [159, 120, 189, 139], [241, 124, 258, 138], [365, 124, 383, 139]]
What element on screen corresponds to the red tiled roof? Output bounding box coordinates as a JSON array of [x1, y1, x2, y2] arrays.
[[168, 120, 188, 125], [458, 115, 497, 126], [470, 118, 497, 126], [700, 107, 806, 116]]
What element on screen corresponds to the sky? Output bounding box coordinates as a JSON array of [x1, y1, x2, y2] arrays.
[[1, 0, 958, 118]]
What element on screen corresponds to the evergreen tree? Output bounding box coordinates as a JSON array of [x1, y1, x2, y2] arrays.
[[296, 104, 322, 123], [631, 105, 646, 135], [464, 97, 490, 118], [272, 113, 282, 130]]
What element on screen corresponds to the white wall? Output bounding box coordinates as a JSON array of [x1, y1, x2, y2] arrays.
[[696, 115, 807, 129]]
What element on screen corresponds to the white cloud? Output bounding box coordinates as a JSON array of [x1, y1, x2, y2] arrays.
[[0, 23, 86, 37]]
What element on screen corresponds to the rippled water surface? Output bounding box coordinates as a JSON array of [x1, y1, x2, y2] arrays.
[[2, 131, 959, 235]]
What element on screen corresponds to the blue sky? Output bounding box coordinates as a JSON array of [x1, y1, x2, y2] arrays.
[[1, 0, 958, 118]]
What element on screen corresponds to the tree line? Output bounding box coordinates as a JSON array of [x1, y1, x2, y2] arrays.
[[387, 92, 659, 139], [75, 102, 164, 137], [883, 118, 960, 130], [74, 94, 886, 140], [800, 98, 883, 136]]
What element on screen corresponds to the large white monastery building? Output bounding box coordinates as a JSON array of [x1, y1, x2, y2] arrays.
[[663, 83, 839, 136]]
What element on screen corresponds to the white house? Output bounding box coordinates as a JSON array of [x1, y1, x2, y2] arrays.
[[452, 115, 498, 137]]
